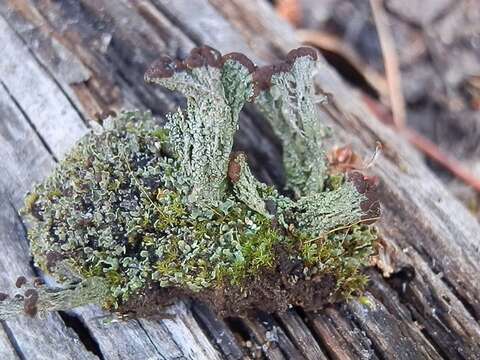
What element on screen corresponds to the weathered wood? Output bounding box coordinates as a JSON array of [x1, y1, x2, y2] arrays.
[[72, 305, 183, 359], [241, 318, 286, 360], [192, 302, 245, 360], [1, 0, 480, 359], [0, 326, 19, 360], [0, 15, 87, 159], [310, 305, 384, 360], [276, 311, 329, 360], [252, 313, 305, 360], [347, 293, 440, 359], [0, 86, 97, 359]]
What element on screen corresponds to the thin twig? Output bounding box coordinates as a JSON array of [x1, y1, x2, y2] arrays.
[[368, 2, 480, 192], [404, 129, 480, 192], [370, 0, 407, 130], [305, 217, 381, 244], [363, 94, 480, 193]]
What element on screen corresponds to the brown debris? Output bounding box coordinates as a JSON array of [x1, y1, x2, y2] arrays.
[[15, 276, 27, 288], [463, 75, 480, 110], [328, 145, 362, 173], [370, 242, 395, 278], [370, 0, 407, 130], [33, 278, 45, 288], [227, 152, 243, 184], [297, 29, 389, 100], [347, 171, 381, 223], [366, 94, 480, 193]]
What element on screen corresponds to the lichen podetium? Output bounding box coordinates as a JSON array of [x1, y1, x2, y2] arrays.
[[1, 46, 380, 319]]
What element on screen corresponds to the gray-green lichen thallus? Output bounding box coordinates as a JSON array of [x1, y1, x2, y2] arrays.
[[1, 46, 380, 319]]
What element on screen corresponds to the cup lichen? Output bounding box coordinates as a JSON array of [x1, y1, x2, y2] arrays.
[[0, 46, 380, 319]]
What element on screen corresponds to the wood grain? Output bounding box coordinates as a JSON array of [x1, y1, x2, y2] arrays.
[[1, 0, 479, 359]]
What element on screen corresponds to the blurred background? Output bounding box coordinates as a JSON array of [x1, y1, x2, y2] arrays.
[[276, 0, 480, 218]]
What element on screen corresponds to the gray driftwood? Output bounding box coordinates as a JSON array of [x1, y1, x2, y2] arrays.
[[0, 0, 479, 359]]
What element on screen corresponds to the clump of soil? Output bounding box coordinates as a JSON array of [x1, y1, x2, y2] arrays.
[[119, 245, 336, 317]]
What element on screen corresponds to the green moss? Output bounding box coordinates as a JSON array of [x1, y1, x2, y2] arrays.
[[299, 224, 377, 298], [23, 192, 39, 213], [213, 212, 279, 285], [21, 111, 378, 307], [153, 201, 281, 291], [325, 173, 344, 191]]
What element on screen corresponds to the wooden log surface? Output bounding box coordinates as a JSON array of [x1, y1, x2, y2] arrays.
[[0, 0, 479, 359]]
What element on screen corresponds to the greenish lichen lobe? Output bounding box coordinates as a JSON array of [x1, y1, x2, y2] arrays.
[[16, 46, 380, 318], [254, 55, 328, 197]]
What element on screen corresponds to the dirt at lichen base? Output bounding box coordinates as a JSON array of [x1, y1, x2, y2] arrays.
[[0, 46, 380, 320]]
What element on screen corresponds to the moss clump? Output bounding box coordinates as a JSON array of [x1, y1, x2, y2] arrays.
[[12, 46, 381, 319], [22, 109, 377, 313], [22, 111, 282, 307], [298, 224, 377, 299], [153, 203, 280, 289]]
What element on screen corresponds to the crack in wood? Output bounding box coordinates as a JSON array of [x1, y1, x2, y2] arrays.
[[135, 319, 166, 359], [191, 302, 245, 360], [0, 80, 58, 163], [58, 311, 105, 360], [148, 0, 204, 46], [0, 10, 89, 127], [404, 238, 480, 324], [341, 305, 390, 360], [0, 321, 26, 360], [274, 310, 331, 360]]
